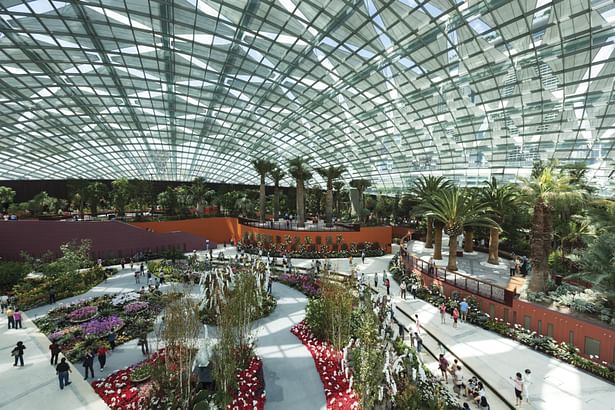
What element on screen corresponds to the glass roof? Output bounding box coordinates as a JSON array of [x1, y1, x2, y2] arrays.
[[0, 0, 614, 191]]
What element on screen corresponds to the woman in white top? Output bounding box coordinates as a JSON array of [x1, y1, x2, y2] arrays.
[[511, 372, 524, 406], [524, 368, 532, 403]]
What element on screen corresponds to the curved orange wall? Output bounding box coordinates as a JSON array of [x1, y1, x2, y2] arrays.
[[131, 218, 392, 252]]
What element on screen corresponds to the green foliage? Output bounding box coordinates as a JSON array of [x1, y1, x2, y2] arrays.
[[192, 401, 211, 410], [28, 191, 61, 216], [578, 232, 615, 293], [0, 261, 27, 292], [0, 186, 16, 212], [111, 178, 131, 216]]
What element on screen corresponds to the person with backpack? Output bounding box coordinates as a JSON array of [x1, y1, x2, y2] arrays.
[[12, 341, 25, 366]]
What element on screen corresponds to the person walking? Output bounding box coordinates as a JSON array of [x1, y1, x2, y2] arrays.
[[439, 302, 447, 324], [411, 282, 418, 299], [130, 258, 134, 270], [400, 281, 407, 299], [453, 366, 465, 398], [97, 344, 109, 371], [120, 258, 125, 270], [108, 331, 117, 350], [0, 294, 8, 313], [49, 287, 57, 304], [49, 341, 61, 365], [459, 298, 469, 323], [373, 272, 378, 288], [159, 272, 165, 285], [361, 250, 366, 264], [56, 358, 72, 389], [138, 332, 149, 355], [414, 314, 421, 335], [452, 307, 460, 328], [140, 262, 144, 276], [523, 368, 532, 403], [438, 354, 449, 382], [6, 306, 15, 329], [83, 350, 95, 380], [13, 308, 22, 329], [12, 341, 25, 366], [135, 270, 140, 284], [414, 332, 423, 353], [510, 372, 524, 406], [384, 277, 390, 296]]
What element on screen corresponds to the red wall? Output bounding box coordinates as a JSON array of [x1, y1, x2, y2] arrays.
[[131, 218, 393, 253], [417, 272, 615, 364]]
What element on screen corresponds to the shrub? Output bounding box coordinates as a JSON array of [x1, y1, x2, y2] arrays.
[[0, 262, 27, 292]]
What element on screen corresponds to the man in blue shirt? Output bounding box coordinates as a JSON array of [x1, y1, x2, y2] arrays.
[[459, 299, 469, 323]]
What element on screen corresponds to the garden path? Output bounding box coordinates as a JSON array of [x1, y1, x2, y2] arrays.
[[254, 282, 327, 410]]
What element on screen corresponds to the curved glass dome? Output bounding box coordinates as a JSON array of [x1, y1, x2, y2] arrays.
[[0, 0, 613, 190]]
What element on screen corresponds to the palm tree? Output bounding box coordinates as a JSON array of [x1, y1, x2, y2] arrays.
[[521, 166, 584, 292], [316, 166, 346, 226], [190, 177, 214, 215], [479, 177, 517, 264], [288, 157, 312, 228], [269, 167, 285, 221], [425, 187, 497, 271], [333, 181, 345, 218], [252, 160, 275, 222], [410, 176, 452, 249], [349, 179, 371, 222]]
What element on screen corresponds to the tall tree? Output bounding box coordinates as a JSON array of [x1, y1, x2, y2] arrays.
[[157, 187, 178, 215], [288, 157, 312, 228], [479, 177, 517, 264], [316, 165, 346, 226], [85, 181, 108, 218], [111, 178, 130, 216], [425, 187, 497, 271], [252, 160, 275, 222], [410, 176, 452, 250], [349, 179, 371, 222], [333, 181, 345, 218], [67, 180, 88, 219], [269, 167, 285, 221], [0, 186, 16, 213], [190, 177, 214, 215], [521, 166, 583, 291]]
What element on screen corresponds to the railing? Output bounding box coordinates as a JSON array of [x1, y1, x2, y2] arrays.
[[237, 217, 360, 232], [400, 248, 515, 306]]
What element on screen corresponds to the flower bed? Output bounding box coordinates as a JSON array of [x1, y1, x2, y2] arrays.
[[124, 301, 149, 314], [68, 305, 98, 322], [227, 357, 266, 410], [291, 320, 359, 410], [278, 273, 320, 297], [81, 315, 125, 337]]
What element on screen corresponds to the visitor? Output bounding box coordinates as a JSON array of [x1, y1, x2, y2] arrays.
[[120, 258, 125, 270], [414, 332, 423, 353], [411, 282, 418, 299], [140, 262, 144, 276], [6, 306, 14, 329], [397, 321, 406, 340], [384, 277, 390, 295], [414, 314, 421, 334], [97, 344, 108, 371], [361, 250, 366, 264], [82, 350, 95, 380], [49, 287, 56, 304], [510, 372, 524, 406], [148, 276, 154, 287], [0, 293, 8, 313], [267, 277, 273, 295], [13, 308, 21, 329], [130, 258, 134, 269], [515, 257, 521, 276], [524, 368, 532, 403], [453, 366, 464, 398], [97, 258, 102, 267], [138, 332, 149, 355], [135, 270, 140, 284], [472, 381, 486, 404], [400, 281, 407, 299], [428, 257, 435, 275], [438, 354, 449, 382], [155, 277, 160, 288], [56, 358, 72, 389], [439, 302, 447, 324], [478, 396, 490, 410], [452, 307, 460, 328], [12, 341, 25, 366], [50, 341, 61, 365], [461, 403, 471, 410], [139, 286, 146, 295], [459, 298, 469, 323], [147, 269, 152, 281], [373, 272, 378, 288], [159, 272, 165, 285], [348, 255, 353, 265], [509, 257, 516, 276], [108, 331, 117, 350]]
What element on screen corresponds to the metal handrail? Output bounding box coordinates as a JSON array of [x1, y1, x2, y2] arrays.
[[400, 247, 514, 306], [237, 216, 360, 232]]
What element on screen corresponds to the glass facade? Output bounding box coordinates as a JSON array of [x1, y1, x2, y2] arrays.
[[0, 0, 613, 189]]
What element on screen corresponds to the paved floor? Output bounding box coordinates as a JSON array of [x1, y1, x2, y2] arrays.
[[254, 282, 327, 410]]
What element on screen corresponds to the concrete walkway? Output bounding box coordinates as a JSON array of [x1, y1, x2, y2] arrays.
[[254, 282, 327, 410]]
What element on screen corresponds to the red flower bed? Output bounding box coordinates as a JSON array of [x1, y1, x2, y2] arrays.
[[291, 321, 360, 410], [228, 357, 266, 410], [91, 367, 149, 409]]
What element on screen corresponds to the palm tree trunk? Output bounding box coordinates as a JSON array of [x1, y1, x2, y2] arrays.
[[487, 227, 500, 264], [433, 223, 443, 259], [447, 235, 458, 271], [529, 198, 547, 292], [425, 216, 434, 249], [259, 175, 266, 223], [463, 231, 474, 252], [297, 179, 305, 228], [325, 188, 333, 227], [273, 185, 280, 221]]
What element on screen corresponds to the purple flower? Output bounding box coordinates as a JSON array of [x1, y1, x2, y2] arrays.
[[68, 306, 98, 321], [81, 315, 124, 337], [123, 301, 149, 314]]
